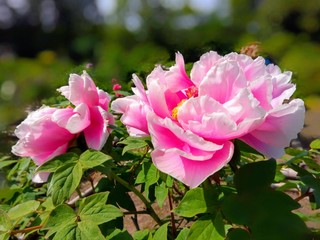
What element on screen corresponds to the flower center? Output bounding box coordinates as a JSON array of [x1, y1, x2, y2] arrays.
[[172, 99, 186, 120], [185, 86, 198, 98], [171, 86, 198, 120]]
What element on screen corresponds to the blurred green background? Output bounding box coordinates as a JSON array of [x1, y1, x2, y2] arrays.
[[1, 0, 320, 154]]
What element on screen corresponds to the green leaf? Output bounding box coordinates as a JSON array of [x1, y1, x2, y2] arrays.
[[310, 139, 320, 149], [135, 162, 159, 200], [175, 228, 190, 240], [103, 178, 136, 212], [165, 175, 174, 188], [222, 161, 310, 240], [45, 204, 77, 238], [235, 159, 276, 193], [133, 229, 151, 240], [303, 157, 320, 171], [274, 165, 286, 182], [155, 182, 168, 208], [275, 182, 298, 192], [118, 137, 149, 155], [153, 222, 169, 240], [0, 232, 10, 240], [0, 189, 22, 202], [0, 160, 18, 169], [187, 214, 225, 240], [106, 229, 133, 240], [301, 175, 320, 209], [79, 150, 112, 169], [52, 223, 77, 240], [7, 200, 40, 220], [174, 187, 218, 217], [0, 210, 12, 232], [78, 192, 123, 224], [38, 153, 78, 172], [48, 162, 83, 205], [284, 149, 309, 165], [38, 198, 55, 225], [226, 228, 251, 240], [77, 221, 105, 240]]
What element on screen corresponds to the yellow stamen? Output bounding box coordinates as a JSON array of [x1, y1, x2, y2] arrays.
[[172, 99, 186, 120]]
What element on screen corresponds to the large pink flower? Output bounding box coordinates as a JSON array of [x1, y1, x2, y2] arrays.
[[112, 51, 305, 188], [57, 71, 114, 150]]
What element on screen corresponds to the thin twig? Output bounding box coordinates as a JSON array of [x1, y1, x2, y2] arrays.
[[168, 188, 177, 238], [172, 182, 184, 196], [131, 216, 140, 231], [10, 225, 43, 235], [295, 188, 313, 202]]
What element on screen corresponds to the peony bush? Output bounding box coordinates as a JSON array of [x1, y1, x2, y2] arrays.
[[0, 50, 319, 240]]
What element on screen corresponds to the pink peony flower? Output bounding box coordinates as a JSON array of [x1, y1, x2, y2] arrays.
[[57, 71, 114, 150], [11, 107, 76, 166], [12, 71, 114, 182], [112, 51, 305, 188]]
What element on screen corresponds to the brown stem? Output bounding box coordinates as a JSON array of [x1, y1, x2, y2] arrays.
[[173, 182, 184, 196], [295, 188, 313, 202], [131, 216, 140, 231], [10, 225, 43, 235], [168, 188, 177, 238]]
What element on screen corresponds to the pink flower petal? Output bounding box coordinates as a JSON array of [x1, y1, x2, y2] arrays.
[[190, 51, 222, 86], [240, 99, 305, 158], [147, 112, 223, 154], [165, 52, 193, 92], [52, 104, 91, 134], [11, 108, 74, 165], [112, 96, 150, 136], [199, 61, 246, 103], [270, 71, 296, 108], [84, 106, 111, 150], [147, 79, 172, 118], [58, 71, 99, 107], [97, 89, 111, 111], [177, 95, 236, 139], [249, 77, 273, 111], [132, 74, 149, 103], [178, 92, 265, 140], [224, 54, 266, 82], [151, 141, 234, 188]]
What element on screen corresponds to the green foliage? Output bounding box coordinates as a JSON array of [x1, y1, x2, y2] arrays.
[[222, 160, 311, 240], [45, 193, 122, 239], [310, 139, 320, 150], [155, 182, 168, 208], [1, 136, 319, 239], [186, 214, 225, 240], [174, 187, 218, 217], [79, 150, 113, 169], [77, 192, 123, 224], [48, 162, 82, 205], [301, 175, 320, 209], [118, 137, 151, 155]]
